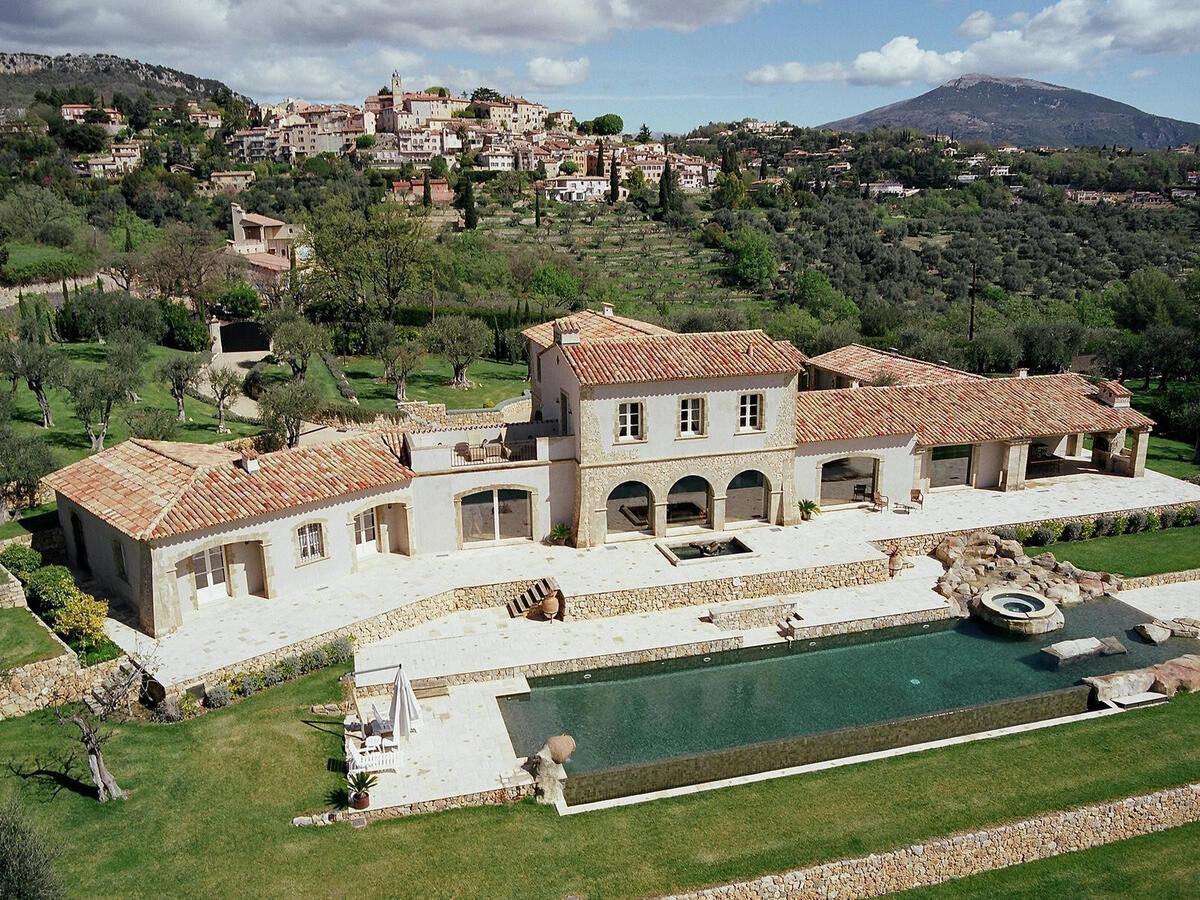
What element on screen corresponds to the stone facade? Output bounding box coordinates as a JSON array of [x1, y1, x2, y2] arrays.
[[0, 564, 26, 608], [661, 782, 1200, 900], [709, 599, 795, 631], [565, 559, 887, 620], [0, 643, 126, 721], [357, 783, 535, 821]]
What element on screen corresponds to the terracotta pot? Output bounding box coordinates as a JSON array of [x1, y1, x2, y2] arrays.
[[351, 791, 369, 810], [541, 593, 560, 619], [545, 734, 576, 764]]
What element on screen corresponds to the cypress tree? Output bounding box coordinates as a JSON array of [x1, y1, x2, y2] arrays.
[[124, 226, 133, 252], [462, 177, 478, 229], [659, 160, 672, 211], [534, 190, 542, 228], [759, 157, 767, 179], [61, 279, 69, 303], [595, 145, 605, 176], [422, 171, 432, 208], [609, 152, 619, 204]]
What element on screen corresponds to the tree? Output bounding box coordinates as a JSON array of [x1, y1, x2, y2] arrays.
[[559, 160, 579, 175], [712, 172, 747, 209], [53, 656, 141, 802], [471, 87, 504, 103], [0, 184, 74, 238], [461, 177, 478, 230], [130, 94, 152, 131], [6, 340, 60, 427], [368, 323, 426, 404], [206, 366, 243, 434], [590, 113, 624, 135], [534, 190, 542, 228], [422, 171, 432, 208], [142, 223, 234, 309], [158, 352, 208, 422], [64, 338, 144, 451], [259, 379, 322, 448], [124, 407, 177, 441], [0, 798, 62, 898], [171, 96, 190, 125], [424, 315, 491, 387], [728, 229, 777, 288], [1179, 401, 1200, 464], [271, 319, 329, 379], [609, 153, 619, 204], [659, 160, 673, 211], [0, 425, 54, 523], [595, 147, 604, 177], [635, 123, 652, 142]]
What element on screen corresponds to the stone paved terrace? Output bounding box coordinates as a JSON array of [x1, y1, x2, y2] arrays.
[[106, 470, 1200, 688]]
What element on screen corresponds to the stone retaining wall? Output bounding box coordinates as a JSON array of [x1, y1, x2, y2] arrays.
[[789, 604, 954, 642], [0, 626, 126, 721], [358, 783, 535, 821], [0, 564, 25, 608], [0, 528, 66, 561], [872, 501, 1198, 558], [565, 559, 888, 621], [355, 635, 745, 697], [662, 782, 1200, 900], [1122, 568, 1200, 590], [710, 600, 794, 631]]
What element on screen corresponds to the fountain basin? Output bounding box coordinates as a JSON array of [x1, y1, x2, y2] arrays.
[[973, 587, 1065, 635], [657, 536, 755, 567]]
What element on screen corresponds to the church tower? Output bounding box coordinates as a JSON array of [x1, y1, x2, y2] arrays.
[[390, 70, 403, 100]]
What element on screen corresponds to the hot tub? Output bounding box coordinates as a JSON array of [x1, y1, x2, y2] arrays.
[[973, 587, 1065, 635]]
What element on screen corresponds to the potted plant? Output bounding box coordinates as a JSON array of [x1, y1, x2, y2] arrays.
[[348, 771, 378, 810], [547, 522, 572, 546], [798, 499, 821, 522]]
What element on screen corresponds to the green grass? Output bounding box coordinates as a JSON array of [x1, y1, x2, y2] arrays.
[[1037, 527, 1200, 577], [342, 355, 528, 410], [8, 343, 261, 466], [0, 242, 92, 285], [901, 820, 1200, 899], [0, 607, 64, 669], [0, 502, 59, 541], [1140, 435, 1199, 481], [4, 668, 1200, 898]]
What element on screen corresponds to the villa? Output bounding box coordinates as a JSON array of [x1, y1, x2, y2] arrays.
[[44, 309, 1154, 640]]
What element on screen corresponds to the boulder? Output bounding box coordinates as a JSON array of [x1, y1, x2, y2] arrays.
[[1044, 582, 1083, 606], [1168, 618, 1200, 639], [1041, 636, 1123, 666], [934, 537, 967, 566], [996, 539, 1024, 560], [1013, 554, 1034, 568], [1083, 669, 1156, 702], [545, 734, 576, 764], [1054, 560, 1082, 580], [1032, 552, 1058, 569], [1149, 655, 1200, 697], [1135, 622, 1173, 645]]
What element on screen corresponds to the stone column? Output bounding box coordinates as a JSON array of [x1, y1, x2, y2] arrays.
[[208, 317, 223, 355], [1066, 433, 1083, 457], [1000, 439, 1030, 492], [1128, 427, 1151, 477], [653, 502, 669, 537], [710, 495, 726, 532]]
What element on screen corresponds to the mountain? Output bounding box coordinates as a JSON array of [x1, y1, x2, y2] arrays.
[[821, 74, 1200, 149], [0, 52, 251, 108]]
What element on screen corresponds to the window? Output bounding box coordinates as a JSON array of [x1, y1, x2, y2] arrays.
[[931, 445, 973, 488], [679, 397, 705, 436], [297, 522, 325, 561], [617, 402, 643, 441], [560, 391, 573, 435], [192, 546, 226, 591], [112, 540, 128, 582], [461, 489, 533, 543], [738, 394, 763, 431], [354, 509, 377, 547]]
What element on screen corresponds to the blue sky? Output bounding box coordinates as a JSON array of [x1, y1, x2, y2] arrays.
[[2, 0, 1198, 132]]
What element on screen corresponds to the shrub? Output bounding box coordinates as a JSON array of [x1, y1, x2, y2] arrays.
[[327, 635, 353, 664], [159, 299, 210, 352], [279, 656, 301, 679], [994, 526, 1018, 541], [1093, 516, 1114, 537], [1111, 515, 1128, 536], [152, 696, 183, 723], [205, 684, 232, 708], [1145, 511, 1161, 532], [1079, 519, 1096, 540], [1126, 511, 1148, 533], [235, 672, 262, 697], [1013, 524, 1033, 542], [37, 222, 75, 248], [1028, 526, 1056, 547], [261, 666, 284, 687], [0, 797, 62, 900], [52, 592, 108, 650], [178, 693, 201, 719], [1043, 521, 1064, 540], [25, 566, 81, 619], [300, 648, 330, 673], [1060, 521, 1083, 542], [320, 352, 357, 403], [0, 545, 42, 583], [1159, 508, 1178, 529], [1182, 506, 1200, 526]]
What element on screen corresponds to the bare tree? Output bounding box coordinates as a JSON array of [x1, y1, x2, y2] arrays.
[[52, 662, 145, 803]]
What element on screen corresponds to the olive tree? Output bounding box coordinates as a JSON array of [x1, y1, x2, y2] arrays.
[[424, 315, 491, 388]]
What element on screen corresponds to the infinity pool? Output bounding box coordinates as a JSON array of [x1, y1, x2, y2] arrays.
[[499, 598, 1191, 774]]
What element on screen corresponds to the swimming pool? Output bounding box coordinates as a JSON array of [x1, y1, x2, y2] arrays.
[[499, 598, 1191, 775]]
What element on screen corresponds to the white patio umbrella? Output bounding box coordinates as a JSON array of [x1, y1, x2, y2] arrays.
[[391, 664, 423, 738]]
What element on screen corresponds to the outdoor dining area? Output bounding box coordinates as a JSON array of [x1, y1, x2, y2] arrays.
[[345, 664, 423, 774]]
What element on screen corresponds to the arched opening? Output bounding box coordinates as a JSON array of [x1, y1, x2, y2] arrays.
[[667, 475, 713, 529], [820, 457, 878, 507], [460, 488, 532, 544], [606, 481, 653, 538], [70, 512, 90, 573], [726, 470, 769, 523]]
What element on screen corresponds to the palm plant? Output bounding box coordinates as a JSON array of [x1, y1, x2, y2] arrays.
[[797, 498, 821, 521]]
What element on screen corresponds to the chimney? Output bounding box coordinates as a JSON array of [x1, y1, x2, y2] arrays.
[[601, 302, 614, 318], [552, 317, 581, 346], [237, 449, 260, 474], [1013, 367, 1029, 378]]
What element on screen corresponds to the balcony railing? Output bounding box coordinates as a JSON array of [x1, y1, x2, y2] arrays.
[[450, 439, 538, 468]]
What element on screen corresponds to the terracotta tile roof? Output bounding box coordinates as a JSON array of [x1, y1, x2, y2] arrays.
[[44, 434, 415, 541], [522, 309, 674, 347], [1098, 379, 1133, 398], [241, 252, 292, 272], [562, 331, 809, 386], [795, 374, 1154, 446], [238, 212, 287, 227], [808, 344, 984, 386]]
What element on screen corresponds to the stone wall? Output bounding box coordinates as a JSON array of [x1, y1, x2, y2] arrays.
[[0, 629, 126, 721], [709, 599, 795, 631], [564, 686, 1091, 806], [356, 635, 745, 696], [1122, 568, 1200, 590], [661, 782, 1200, 900], [789, 604, 953, 642], [0, 528, 65, 561], [872, 501, 1199, 557], [565, 559, 888, 621], [357, 783, 535, 821], [0, 564, 25, 608]]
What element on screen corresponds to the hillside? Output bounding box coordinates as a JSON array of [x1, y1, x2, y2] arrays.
[[822, 74, 1200, 149], [0, 51, 250, 108]]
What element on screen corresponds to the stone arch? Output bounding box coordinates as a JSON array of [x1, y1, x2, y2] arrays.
[[667, 475, 714, 529], [605, 480, 655, 539], [726, 469, 771, 523]]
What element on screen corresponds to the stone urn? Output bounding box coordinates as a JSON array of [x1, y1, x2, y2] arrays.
[[545, 734, 576, 764], [540, 592, 560, 620]]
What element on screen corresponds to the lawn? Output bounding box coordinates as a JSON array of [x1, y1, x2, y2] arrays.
[[341, 355, 528, 411], [3, 667, 1200, 898], [1038, 527, 1200, 577], [0, 607, 64, 670], [901, 819, 1200, 899], [8, 343, 261, 466], [1139, 435, 1199, 481], [0, 502, 59, 541], [0, 242, 93, 285]]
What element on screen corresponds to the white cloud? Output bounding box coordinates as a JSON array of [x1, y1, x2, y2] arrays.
[[527, 56, 590, 88], [1130, 66, 1155, 79], [746, 0, 1200, 87]]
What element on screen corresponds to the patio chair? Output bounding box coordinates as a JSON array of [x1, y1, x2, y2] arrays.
[[852, 483, 868, 503], [369, 702, 393, 737], [909, 489, 925, 509], [346, 741, 401, 775], [872, 492, 889, 512]]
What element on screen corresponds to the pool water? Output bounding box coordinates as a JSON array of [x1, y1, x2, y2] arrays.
[[498, 598, 1193, 773]]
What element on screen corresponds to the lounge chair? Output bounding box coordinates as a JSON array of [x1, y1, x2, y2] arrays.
[[346, 740, 401, 774]]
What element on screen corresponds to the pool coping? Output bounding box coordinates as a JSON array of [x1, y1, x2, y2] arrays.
[[555, 704, 1127, 815]]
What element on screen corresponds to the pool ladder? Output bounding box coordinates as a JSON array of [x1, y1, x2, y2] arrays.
[[506, 577, 562, 618]]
